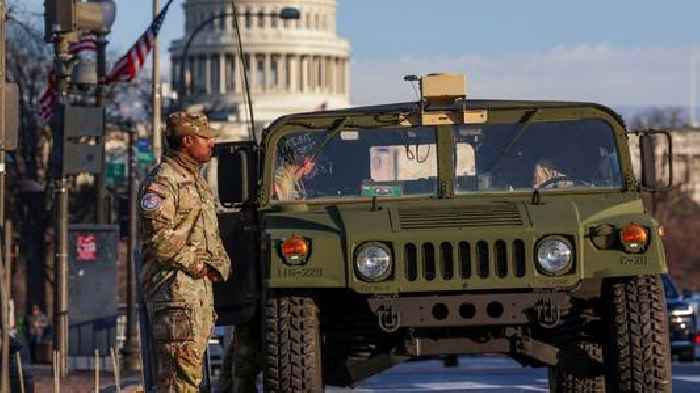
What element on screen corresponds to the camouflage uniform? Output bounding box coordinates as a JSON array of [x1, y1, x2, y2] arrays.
[[140, 112, 231, 393]]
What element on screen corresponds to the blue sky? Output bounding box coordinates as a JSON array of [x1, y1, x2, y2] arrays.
[[20, 0, 700, 109]]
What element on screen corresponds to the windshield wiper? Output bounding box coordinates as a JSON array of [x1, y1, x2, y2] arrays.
[[483, 109, 540, 173], [308, 117, 349, 163]]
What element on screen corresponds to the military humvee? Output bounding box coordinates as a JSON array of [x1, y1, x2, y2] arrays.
[[213, 73, 673, 393]]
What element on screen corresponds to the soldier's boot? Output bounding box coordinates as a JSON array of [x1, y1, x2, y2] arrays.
[[233, 320, 261, 393], [218, 316, 261, 393]]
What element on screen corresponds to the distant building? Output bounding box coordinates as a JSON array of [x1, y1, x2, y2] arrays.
[[169, 0, 351, 141]]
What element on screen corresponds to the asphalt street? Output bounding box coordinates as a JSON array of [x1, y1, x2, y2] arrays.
[[326, 356, 700, 392]]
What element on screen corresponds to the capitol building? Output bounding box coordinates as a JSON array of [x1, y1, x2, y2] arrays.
[[170, 0, 351, 141]]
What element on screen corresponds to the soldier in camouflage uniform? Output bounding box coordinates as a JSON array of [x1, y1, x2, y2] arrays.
[[139, 111, 231, 393]]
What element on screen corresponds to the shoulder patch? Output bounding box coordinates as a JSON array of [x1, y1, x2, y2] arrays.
[[140, 192, 163, 211]]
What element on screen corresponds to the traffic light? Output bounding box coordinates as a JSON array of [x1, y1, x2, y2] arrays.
[[52, 104, 105, 176], [44, 0, 116, 42]]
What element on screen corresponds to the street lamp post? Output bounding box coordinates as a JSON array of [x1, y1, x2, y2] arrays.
[[0, 1, 8, 391], [121, 123, 141, 371], [153, 0, 162, 163], [177, 7, 300, 140], [43, 0, 117, 378]]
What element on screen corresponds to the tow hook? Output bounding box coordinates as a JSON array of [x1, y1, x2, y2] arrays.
[[377, 305, 400, 332]]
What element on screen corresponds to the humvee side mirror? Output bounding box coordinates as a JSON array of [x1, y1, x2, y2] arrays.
[[638, 130, 673, 192], [215, 142, 258, 207]]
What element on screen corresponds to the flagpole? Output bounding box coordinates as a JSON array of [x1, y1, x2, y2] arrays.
[[152, 0, 162, 163]]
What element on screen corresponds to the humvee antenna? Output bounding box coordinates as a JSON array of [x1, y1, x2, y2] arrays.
[[232, 5, 256, 144]]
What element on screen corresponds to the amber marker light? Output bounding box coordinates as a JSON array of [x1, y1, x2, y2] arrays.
[[619, 223, 649, 252], [281, 235, 310, 264]]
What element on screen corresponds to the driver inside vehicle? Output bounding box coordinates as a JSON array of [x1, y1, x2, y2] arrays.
[[273, 148, 317, 201], [532, 159, 573, 189]]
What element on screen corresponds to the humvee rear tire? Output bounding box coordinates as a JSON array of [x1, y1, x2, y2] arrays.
[[548, 341, 605, 393], [604, 275, 672, 393], [263, 291, 323, 393]]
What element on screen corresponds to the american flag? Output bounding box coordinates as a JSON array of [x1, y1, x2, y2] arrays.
[[39, 34, 99, 122], [106, 0, 175, 83], [68, 33, 98, 54], [39, 72, 58, 122]]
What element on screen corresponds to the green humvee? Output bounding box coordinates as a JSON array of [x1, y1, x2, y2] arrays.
[[213, 73, 673, 393]]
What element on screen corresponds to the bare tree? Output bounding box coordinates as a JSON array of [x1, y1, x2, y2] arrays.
[[5, 1, 55, 319], [628, 107, 688, 130]]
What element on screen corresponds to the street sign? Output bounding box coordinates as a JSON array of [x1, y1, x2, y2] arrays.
[[76, 234, 97, 261], [137, 138, 151, 152], [105, 161, 126, 187]]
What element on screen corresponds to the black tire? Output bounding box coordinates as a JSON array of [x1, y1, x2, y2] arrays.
[[263, 291, 323, 393], [604, 275, 672, 393], [548, 340, 605, 393]]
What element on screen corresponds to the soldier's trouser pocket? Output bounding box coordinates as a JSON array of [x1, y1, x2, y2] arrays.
[[151, 302, 195, 342]]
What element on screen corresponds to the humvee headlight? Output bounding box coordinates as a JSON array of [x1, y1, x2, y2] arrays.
[[536, 237, 573, 275], [355, 243, 392, 282]]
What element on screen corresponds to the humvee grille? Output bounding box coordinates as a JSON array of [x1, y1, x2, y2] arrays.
[[403, 240, 527, 281], [398, 204, 523, 229]]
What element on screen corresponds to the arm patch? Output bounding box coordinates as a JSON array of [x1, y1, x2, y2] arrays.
[[141, 192, 163, 210]]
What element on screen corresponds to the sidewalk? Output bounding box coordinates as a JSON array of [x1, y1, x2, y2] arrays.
[[28, 365, 144, 393]]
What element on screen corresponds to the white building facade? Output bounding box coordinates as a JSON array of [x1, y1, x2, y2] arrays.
[[170, 0, 351, 141]]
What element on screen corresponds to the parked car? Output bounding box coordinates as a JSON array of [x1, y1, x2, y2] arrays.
[[662, 274, 697, 361], [682, 290, 700, 359]]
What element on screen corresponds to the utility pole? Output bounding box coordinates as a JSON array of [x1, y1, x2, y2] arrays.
[[44, 0, 117, 380], [96, 33, 109, 223], [153, 0, 162, 163], [121, 126, 141, 371], [0, 0, 9, 390], [691, 53, 697, 128], [52, 33, 71, 378]]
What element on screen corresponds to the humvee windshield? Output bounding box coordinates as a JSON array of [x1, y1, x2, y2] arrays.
[[273, 127, 438, 201], [454, 118, 623, 193], [271, 119, 622, 201]]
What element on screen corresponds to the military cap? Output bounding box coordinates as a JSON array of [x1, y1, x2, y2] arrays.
[[166, 111, 218, 138]]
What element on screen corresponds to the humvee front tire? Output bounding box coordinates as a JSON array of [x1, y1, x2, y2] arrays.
[[604, 275, 672, 393], [263, 291, 323, 393], [548, 340, 605, 393]]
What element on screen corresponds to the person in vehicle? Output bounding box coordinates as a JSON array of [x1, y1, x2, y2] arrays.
[[532, 159, 570, 189], [273, 150, 317, 201]]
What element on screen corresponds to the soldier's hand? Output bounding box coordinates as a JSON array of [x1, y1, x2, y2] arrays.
[[190, 261, 207, 279], [206, 269, 222, 282]]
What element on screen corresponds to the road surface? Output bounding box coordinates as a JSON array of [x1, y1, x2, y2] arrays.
[[326, 356, 700, 392]]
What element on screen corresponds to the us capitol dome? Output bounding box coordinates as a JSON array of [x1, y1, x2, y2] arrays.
[[170, 0, 351, 141]]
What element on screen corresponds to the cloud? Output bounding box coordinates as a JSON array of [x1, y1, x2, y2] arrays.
[[350, 44, 695, 108]]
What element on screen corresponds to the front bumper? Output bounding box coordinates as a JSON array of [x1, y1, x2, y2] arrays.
[[367, 292, 571, 332]]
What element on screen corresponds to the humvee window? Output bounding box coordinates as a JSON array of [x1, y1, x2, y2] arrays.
[[273, 127, 438, 200], [453, 119, 622, 193]]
